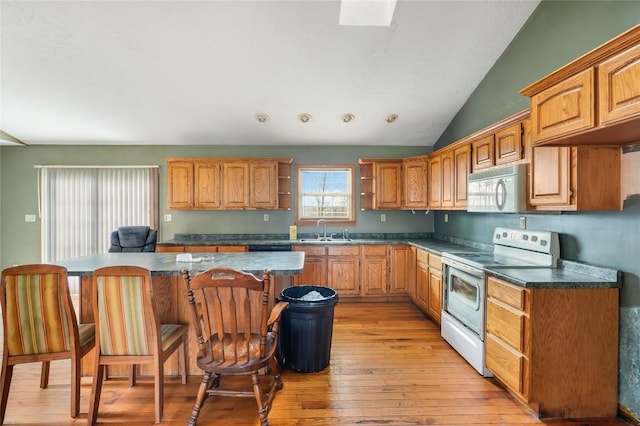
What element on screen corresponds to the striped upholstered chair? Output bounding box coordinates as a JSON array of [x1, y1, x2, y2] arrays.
[[0, 264, 95, 423], [88, 265, 187, 425]]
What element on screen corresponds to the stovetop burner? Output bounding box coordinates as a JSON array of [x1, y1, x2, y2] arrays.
[[442, 227, 560, 270]]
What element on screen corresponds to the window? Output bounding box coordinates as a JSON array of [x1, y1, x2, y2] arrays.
[[295, 164, 355, 226], [38, 166, 158, 291]]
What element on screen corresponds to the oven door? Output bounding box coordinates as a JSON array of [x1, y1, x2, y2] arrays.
[[443, 264, 484, 337]]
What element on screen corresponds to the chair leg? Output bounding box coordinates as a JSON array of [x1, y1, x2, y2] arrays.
[[129, 364, 136, 387], [180, 339, 188, 385], [0, 360, 14, 425], [154, 362, 164, 424], [252, 372, 269, 426], [189, 372, 214, 426], [70, 356, 81, 418], [88, 364, 105, 426], [268, 356, 283, 391], [40, 361, 50, 389]]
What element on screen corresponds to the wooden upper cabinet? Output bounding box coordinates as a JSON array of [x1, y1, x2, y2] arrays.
[[428, 155, 441, 209], [530, 146, 621, 211], [495, 122, 524, 165], [521, 25, 640, 146], [375, 161, 403, 209], [194, 160, 221, 209], [167, 160, 194, 209], [222, 162, 250, 209], [440, 150, 454, 208], [530, 68, 595, 143], [167, 158, 291, 210], [250, 161, 278, 209], [403, 157, 428, 209], [599, 43, 640, 125], [453, 144, 470, 208], [471, 135, 495, 171]]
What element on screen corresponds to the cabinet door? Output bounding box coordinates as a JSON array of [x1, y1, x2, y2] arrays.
[[295, 256, 326, 286], [217, 246, 248, 252], [250, 161, 278, 209], [529, 146, 571, 207], [167, 161, 194, 209], [427, 268, 442, 324], [428, 156, 441, 209], [375, 162, 403, 209], [222, 162, 250, 208], [495, 122, 524, 165], [454, 145, 470, 208], [440, 150, 454, 208], [530, 68, 595, 143], [599, 44, 640, 125], [328, 257, 360, 296], [471, 135, 495, 171], [389, 245, 410, 295], [361, 246, 388, 296], [415, 250, 429, 313], [403, 158, 428, 209], [194, 161, 221, 209]]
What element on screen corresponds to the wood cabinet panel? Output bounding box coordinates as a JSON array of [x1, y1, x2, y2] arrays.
[[327, 256, 359, 296], [471, 135, 495, 170], [427, 267, 442, 324], [293, 246, 327, 286], [495, 123, 524, 165], [361, 247, 388, 296], [375, 162, 403, 209], [487, 299, 525, 352], [530, 69, 595, 142], [222, 162, 250, 208], [156, 245, 185, 253], [403, 157, 428, 209], [486, 333, 524, 394], [599, 43, 640, 125], [389, 245, 410, 295], [487, 277, 526, 310], [415, 251, 429, 314], [194, 161, 221, 209], [440, 150, 454, 208], [453, 145, 470, 208], [250, 161, 278, 209], [167, 161, 194, 209], [529, 146, 571, 207], [427, 156, 441, 209]]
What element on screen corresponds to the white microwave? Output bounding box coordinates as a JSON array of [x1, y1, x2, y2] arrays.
[[466, 164, 527, 213]]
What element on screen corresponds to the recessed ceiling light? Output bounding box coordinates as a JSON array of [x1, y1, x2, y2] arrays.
[[298, 113, 312, 123], [339, 0, 397, 27], [341, 113, 355, 123], [256, 114, 270, 123], [385, 114, 398, 123]]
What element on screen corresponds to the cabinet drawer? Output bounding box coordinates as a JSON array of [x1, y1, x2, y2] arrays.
[[487, 277, 526, 310], [328, 245, 360, 256], [294, 245, 326, 256], [428, 253, 442, 270], [486, 299, 525, 352], [486, 333, 524, 394], [156, 245, 185, 253], [363, 245, 387, 256], [416, 249, 429, 264], [186, 245, 218, 253]]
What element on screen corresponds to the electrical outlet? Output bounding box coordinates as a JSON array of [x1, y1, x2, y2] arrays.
[[263, 213, 269, 222], [444, 213, 448, 223], [519, 216, 526, 229], [380, 214, 386, 222], [164, 214, 172, 222], [24, 214, 36, 222]]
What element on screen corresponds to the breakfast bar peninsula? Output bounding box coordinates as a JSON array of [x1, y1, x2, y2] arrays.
[[56, 251, 305, 376]]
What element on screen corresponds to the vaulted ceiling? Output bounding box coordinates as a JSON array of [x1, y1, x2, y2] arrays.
[[0, 1, 540, 146]]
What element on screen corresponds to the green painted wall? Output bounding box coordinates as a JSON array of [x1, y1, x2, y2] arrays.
[[434, 0, 640, 419], [0, 144, 433, 268]]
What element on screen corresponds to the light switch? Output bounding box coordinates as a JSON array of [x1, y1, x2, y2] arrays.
[[25, 214, 36, 222], [164, 214, 172, 222]]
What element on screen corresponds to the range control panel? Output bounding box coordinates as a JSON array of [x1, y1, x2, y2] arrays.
[[493, 227, 559, 256]]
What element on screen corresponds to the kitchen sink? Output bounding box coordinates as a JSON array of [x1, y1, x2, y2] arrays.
[[299, 238, 352, 243]]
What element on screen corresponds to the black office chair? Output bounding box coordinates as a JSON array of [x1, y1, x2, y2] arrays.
[[108, 226, 157, 252]]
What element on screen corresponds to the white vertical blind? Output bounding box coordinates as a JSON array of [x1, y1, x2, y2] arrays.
[[39, 166, 159, 291]]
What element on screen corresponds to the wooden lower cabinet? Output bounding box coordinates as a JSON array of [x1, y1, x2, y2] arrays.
[[389, 245, 411, 295], [156, 245, 247, 253], [414, 248, 442, 324], [292, 245, 327, 286], [361, 245, 388, 296], [485, 275, 619, 419], [327, 245, 360, 296]]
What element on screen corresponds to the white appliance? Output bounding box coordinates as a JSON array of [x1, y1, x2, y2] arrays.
[[467, 164, 527, 213], [441, 227, 559, 377]]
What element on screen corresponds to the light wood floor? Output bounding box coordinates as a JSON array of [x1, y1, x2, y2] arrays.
[[1, 302, 631, 425]]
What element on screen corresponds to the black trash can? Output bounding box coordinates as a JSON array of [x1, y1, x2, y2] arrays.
[[278, 285, 338, 373]]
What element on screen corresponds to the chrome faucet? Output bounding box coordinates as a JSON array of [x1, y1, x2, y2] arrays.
[[316, 219, 328, 238]]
